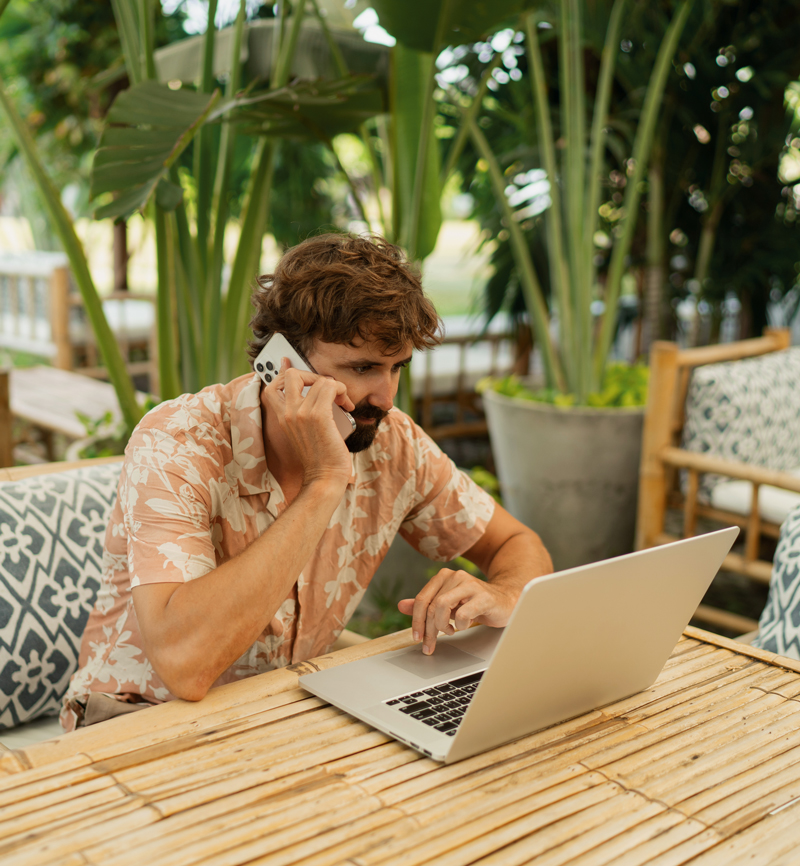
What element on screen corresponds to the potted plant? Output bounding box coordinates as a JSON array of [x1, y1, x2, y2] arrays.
[[458, 0, 691, 568]]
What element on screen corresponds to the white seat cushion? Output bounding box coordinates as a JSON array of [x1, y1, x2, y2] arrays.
[[710, 467, 800, 525]]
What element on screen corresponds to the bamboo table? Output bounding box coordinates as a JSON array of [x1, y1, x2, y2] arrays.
[[3, 625, 800, 866]]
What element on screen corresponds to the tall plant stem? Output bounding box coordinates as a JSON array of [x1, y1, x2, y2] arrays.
[[375, 115, 395, 240], [220, 1, 305, 380], [111, 0, 145, 85], [560, 0, 589, 398], [594, 0, 692, 387], [584, 0, 627, 264], [273, 0, 307, 88], [153, 205, 181, 400], [172, 167, 203, 389], [643, 143, 665, 353], [194, 0, 219, 286], [0, 75, 143, 431], [469, 120, 566, 392], [583, 0, 627, 376], [361, 122, 389, 236], [138, 0, 157, 80], [525, 13, 575, 392], [327, 139, 371, 226], [405, 0, 453, 260], [693, 112, 730, 290], [319, 132, 370, 228], [208, 0, 247, 384], [221, 139, 278, 380]]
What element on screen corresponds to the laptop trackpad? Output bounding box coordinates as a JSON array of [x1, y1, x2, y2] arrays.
[[385, 644, 483, 678]]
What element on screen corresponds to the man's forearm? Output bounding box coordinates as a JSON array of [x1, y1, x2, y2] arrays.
[[133, 478, 345, 700], [483, 527, 553, 595]]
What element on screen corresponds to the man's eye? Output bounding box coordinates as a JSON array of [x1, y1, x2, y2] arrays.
[[394, 361, 410, 372], [354, 366, 373, 374]]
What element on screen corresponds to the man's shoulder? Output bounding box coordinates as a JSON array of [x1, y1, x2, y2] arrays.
[[124, 373, 260, 468], [135, 374, 257, 437]]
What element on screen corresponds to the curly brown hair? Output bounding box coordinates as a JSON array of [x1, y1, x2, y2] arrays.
[[248, 233, 442, 360]]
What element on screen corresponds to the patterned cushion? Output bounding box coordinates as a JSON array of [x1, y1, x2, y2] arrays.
[[0, 463, 120, 729], [753, 505, 800, 659], [682, 348, 800, 500]]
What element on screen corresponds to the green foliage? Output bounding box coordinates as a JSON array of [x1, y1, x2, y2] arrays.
[[0, 0, 185, 212], [75, 393, 160, 458], [91, 80, 221, 221], [346, 577, 412, 639], [444, 0, 800, 350], [585, 362, 649, 408], [479, 361, 649, 408]]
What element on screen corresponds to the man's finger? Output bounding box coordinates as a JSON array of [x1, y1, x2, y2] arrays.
[[410, 574, 447, 641]]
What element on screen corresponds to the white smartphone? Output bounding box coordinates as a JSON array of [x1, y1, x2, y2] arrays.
[[254, 333, 356, 440]]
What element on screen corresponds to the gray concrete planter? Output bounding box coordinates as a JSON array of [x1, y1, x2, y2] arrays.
[[483, 389, 645, 571]]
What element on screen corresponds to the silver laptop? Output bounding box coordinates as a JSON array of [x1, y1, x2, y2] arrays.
[[300, 527, 739, 764]]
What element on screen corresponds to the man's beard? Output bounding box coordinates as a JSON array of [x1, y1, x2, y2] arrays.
[[345, 401, 390, 453]]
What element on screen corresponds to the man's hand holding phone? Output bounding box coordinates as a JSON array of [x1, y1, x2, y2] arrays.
[[254, 334, 356, 440], [273, 360, 355, 485]]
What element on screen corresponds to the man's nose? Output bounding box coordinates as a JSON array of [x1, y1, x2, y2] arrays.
[[369, 375, 396, 411]]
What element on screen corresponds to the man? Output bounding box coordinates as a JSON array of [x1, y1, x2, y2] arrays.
[[62, 233, 552, 731]]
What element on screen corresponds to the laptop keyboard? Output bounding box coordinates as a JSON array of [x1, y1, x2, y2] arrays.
[[383, 670, 485, 736]]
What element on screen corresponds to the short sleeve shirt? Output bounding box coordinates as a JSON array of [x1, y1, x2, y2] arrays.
[[62, 373, 495, 730]]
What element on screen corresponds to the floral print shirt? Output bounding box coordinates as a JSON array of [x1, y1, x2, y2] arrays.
[[62, 373, 495, 730]]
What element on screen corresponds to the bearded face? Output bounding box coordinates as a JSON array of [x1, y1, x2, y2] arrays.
[[345, 400, 390, 453]]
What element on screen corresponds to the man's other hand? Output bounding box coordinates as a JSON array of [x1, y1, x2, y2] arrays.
[[397, 569, 517, 656]]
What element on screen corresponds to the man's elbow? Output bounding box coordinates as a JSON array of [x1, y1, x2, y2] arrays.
[[151, 650, 214, 702], [170, 678, 210, 703]]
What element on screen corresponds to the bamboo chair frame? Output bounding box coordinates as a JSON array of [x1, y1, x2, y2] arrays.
[[636, 328, 798, 634]]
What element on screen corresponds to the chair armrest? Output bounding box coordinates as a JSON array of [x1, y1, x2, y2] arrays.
[[660, 447, 800, 493]]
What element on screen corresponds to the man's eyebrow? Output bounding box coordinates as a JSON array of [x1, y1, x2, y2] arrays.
[[344, 355, 413, 367]]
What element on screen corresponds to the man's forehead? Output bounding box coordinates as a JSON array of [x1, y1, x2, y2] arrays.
[[311, 336, 413, 361]]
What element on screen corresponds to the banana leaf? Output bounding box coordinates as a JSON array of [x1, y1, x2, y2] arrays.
[[93, 75, 383, 224], [215, 74, 385, 139], [91, 80, 221, 222]]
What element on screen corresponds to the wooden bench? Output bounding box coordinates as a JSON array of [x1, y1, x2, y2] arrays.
[[0, 366, 139, 465], [0, 252, 156, 390], [636, 328, 800, 633]]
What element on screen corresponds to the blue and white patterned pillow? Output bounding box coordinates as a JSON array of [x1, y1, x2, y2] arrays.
[[753, 504, 800, 660], [0, 463, 121, 729], [682, 348, 800, 500]]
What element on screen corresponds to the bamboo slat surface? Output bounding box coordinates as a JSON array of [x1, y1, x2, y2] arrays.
[[4, 626, 800, 866]]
